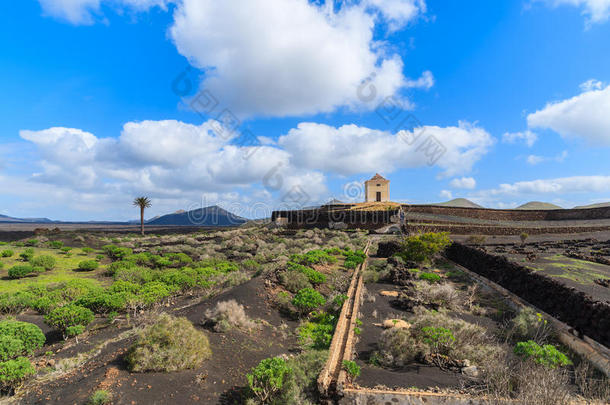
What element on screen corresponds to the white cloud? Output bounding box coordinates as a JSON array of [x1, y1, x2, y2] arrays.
[[526, 150, 568, 165], [278, 121, 493, 178], [580, 78, 604, 92], [449, 177, 476, 189], [527, 84, 610, 145], [476, 175, 610, 197], [18, 120, 328, 212], [439, 190, 453, 200], [38, 0, 168, 25], [539, 0, 610, 25], [502, 130, 538, 147], [169, 0, 424, 118], [404, 70, 434, 90], [364, 0, 427, 31]]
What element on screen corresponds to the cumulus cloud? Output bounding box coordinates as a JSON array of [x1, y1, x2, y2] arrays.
[[364, 0, 427, 31], [538, 0, 610, 25], [439, 190, 453, 200], [476, 175, 610, 197], [525, 150, 568, 165], [38, 0, 169, 24], [580, 78, 604, 92], [169, 0, 426, 118], [18, 120, 327, 213], [527, 84, 610, 145], [449, 177, 476, 189], [502, 130, 538, 147], [278, 121, 493, 178], [16, 117, 492, 215]]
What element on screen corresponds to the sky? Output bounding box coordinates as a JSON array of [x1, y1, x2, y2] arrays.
[[1, 0, 610, 221]]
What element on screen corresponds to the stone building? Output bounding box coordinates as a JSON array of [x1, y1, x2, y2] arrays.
[[365, 173, 390, 202]]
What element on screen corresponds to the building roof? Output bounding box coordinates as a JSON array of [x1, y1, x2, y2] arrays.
[[367, 173, 389, 182]]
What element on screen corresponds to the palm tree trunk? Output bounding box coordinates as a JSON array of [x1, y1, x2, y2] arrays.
[[140, 206, 145, 236]]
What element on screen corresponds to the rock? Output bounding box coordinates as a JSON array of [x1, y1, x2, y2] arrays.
[[376, 241, 402, 258], [462, 365, 479, 378], [382, 319, 410, 329], [379, 290, 399, 297]]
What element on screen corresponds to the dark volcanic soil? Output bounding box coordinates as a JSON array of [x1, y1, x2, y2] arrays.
[[18, 277, 298, 405]]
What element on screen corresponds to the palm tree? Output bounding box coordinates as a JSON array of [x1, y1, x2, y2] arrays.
[[133, 197, 152, 236]]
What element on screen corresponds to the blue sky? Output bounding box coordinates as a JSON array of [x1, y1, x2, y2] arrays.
[[1, 0, 610, 221]]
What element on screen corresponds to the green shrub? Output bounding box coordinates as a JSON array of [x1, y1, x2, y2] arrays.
[[0, 337, 24, 362], [60, 247, 72, 254], [398, 232, 451, 263], [247, 357, 291, 403], [292, 288, 326, 315], [509, 307, 553, 343], [278, 350, 327, 404], [78, 260, 99, 271], [0, 292, 37, 314], [286, 262, 326, 285], [514, 340, 571, 369], [279, 271, 312, 293], [81, 247, 94, 254], [1, 250, 13, 258], [241, 259, 262, 272], [297, 312, 336, 349], [342, 360, 361, 381], [343, 250, 366, 269], [0, 320, 45, 356], [0, 357, 35, 391], [88, 390, 112, 405], [419, 272, 441, 283], [102, 245, 132, 261], [421, 326, 455, 355], [25, 239, 38, 247], [290, 250, 337, 266], [29, 255, 56, 271], [113, 266, 154, 284], [45, 304, 94, 339], [126, 313, 211, 372], [19, 248, 35, 262], [8, 264, 40, 279], [49, 241, 63, 249], [134, 282, 172, 307]]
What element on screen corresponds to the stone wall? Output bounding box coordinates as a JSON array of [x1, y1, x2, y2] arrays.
[[446, 243, 610, 347]]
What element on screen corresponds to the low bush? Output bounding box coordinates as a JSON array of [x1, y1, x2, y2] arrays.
[[279, 270, 312, 293], [102, 244, 133, 261], [1, 250, 13, 258], [343, 250, 366, 269], [286, 262, 326, 285], [203, 299, 257, 332], [19, 248, 35, 262], [0, 357, 35, 392], [0, 320, 45, 357], [277, 350, 327, 404], [49, 241, 64, 249], [342, 360, 361, 381], [29, 255, 56, 271], [378, 309, 501, 368], [507, 307, 553, 344], [126, 313, 211, 372], [8, 264, 41, 279], [78, 260, 99, 271], [398, 232, 451, 263], [419, 272, 441, 283], [290, 250, 337, 266], [297, 312, 336, 349], [81, 247, 94, 255], [292, 288, 326, 315], [25, 239, 38, 247], [247, 357, 291, 403], [87, 390, 112, 405], [45, 304, 94, 339], [514, 340, 571, 369], [415, 282, 461, 309]]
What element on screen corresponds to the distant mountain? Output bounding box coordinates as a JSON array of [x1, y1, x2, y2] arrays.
[[574, 202, 610, 209], [146, 205, 247, 226], [0, 214, 53, 223], [516, 201, 562, 210], [432, 198, 483, 208]]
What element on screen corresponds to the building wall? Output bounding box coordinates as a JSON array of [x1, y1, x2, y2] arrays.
[[365, 181, 389, 202]]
